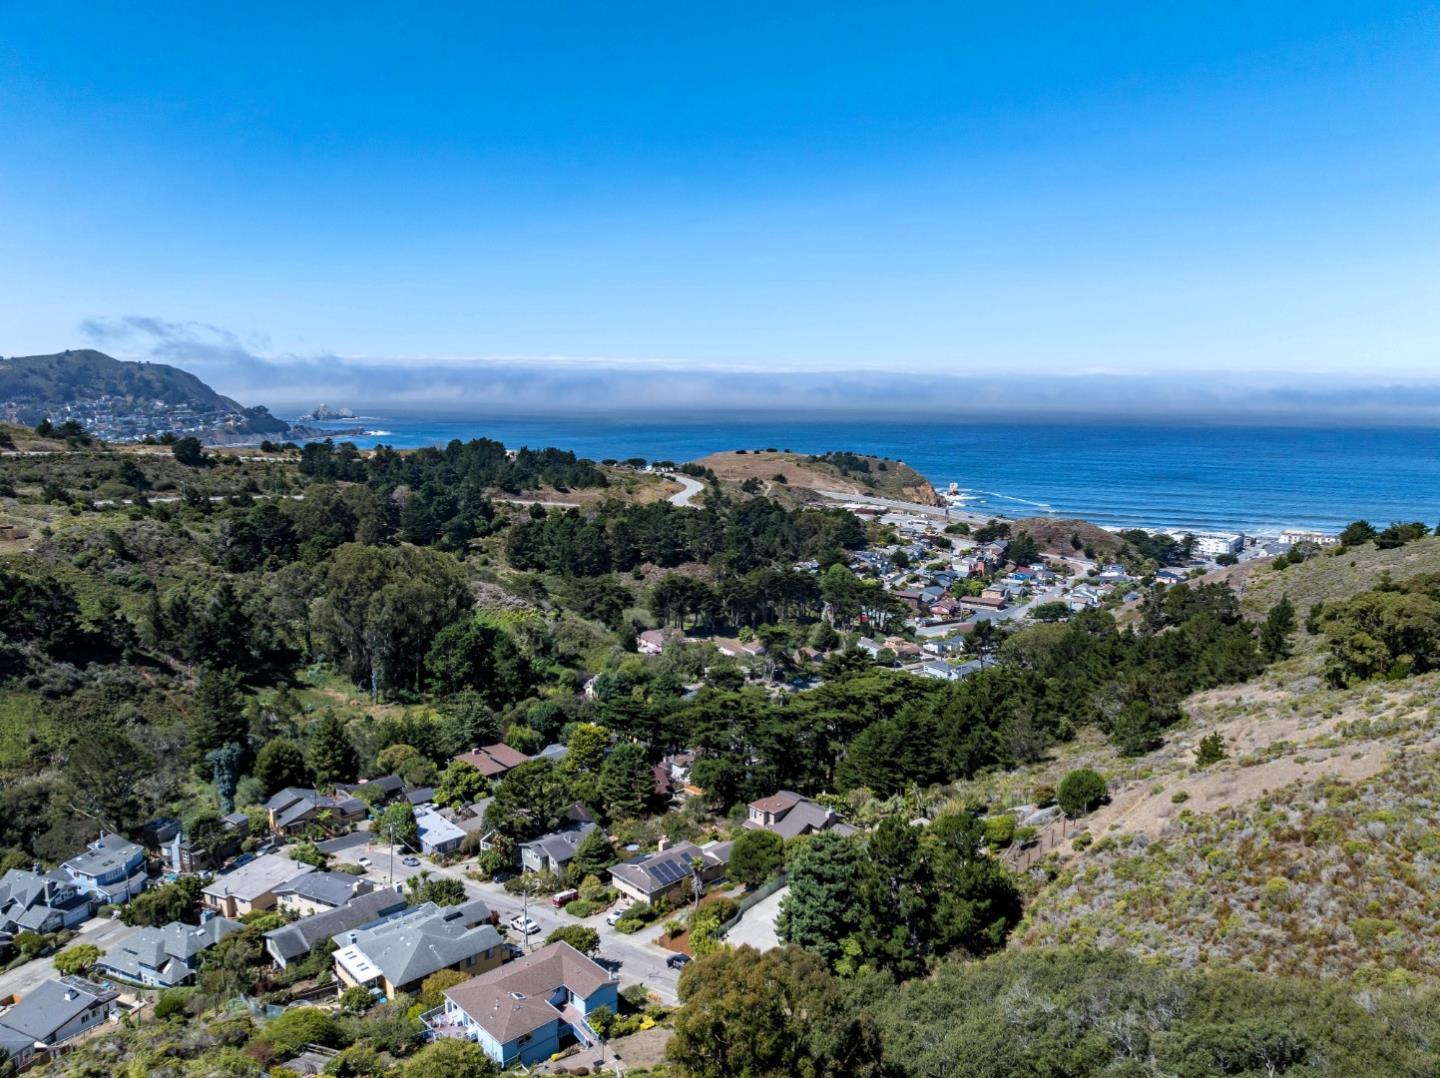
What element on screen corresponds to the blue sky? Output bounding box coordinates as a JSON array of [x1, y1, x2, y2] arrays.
[[2, 3, 1438, 405]]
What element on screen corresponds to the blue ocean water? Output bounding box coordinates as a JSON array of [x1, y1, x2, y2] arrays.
[[300, 412, 1440, 535]]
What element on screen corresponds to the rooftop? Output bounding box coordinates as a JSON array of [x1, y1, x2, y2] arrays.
[[444, 941, 613, 1043]]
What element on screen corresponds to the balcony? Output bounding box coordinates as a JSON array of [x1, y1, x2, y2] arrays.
[[420, 1005, 471, 1041]]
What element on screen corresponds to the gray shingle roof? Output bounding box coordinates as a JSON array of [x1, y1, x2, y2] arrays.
[[275, 871, 373, 909], [264, 887, 408, 964], [0, 977, 117, 1042], [96, 918, 240, 984], [201, 854, 312, 903], [520, 822, 595, 866], [332, 899, 499, 988], [63, 833, 142, 879]]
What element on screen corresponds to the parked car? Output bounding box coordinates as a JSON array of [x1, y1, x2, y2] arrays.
[[551, 889, 579, 908], [356, 856, 372, 868], [509, 914, 540, 935], [605, 908, 624, 927], [666, 953, 691, 969], [401, 856, 420, 867]]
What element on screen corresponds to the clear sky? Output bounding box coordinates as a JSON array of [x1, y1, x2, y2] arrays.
[[2, 3, 1438, 395]]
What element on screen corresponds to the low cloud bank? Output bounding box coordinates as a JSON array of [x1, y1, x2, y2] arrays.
[[79, 315, 1440, 425]]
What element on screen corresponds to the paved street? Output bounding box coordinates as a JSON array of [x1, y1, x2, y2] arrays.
[[0, 915, 140, 1002], [315, 831, 684, 1002]]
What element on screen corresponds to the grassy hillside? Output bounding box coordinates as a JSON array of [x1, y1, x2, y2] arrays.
[[1022, 733, 1440, 984], [1241, 534, 1440, 621], [694, 448, 941, 506], [0, 349, 240, 411], [1011, 516, 1125, 558]]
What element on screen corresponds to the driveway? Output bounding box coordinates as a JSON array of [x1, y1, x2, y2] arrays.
[[723, 886, 786, 952], [0, 915, 140, 1002]]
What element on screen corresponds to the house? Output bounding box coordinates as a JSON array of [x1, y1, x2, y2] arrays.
[[653, 752, 698, 800], [744, 791, 854, 841], [637, 628, 683, 655], [201, 854, 313, 918], [519, 822, 595, 876], [416, 807, 468, 856], [0, 868, 92, 935], [918, 659, 984, 682], [608, 841, 731, 906], [424, 941, 619, 1068], [332, 899, 505, 998], [0, 977, 118, 1068], [61, 833, 148, 905], [264, 787, 368, 836], [141, 815, 245, 874], [961, 593, 1007, 610], [275, 871, 376, 916], [336, 775, 406, 804], [890, 589, 924, 610], [711, 637, 765, 658], [264, 887, 408, 969], [94, 917, 241, 987], [453, 744, 531, 781], [405, 787, 437, 807]]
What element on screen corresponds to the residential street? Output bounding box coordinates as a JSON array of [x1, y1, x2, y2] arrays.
[[0, 915, 140, 1002], [316, 831, 685, 1003]]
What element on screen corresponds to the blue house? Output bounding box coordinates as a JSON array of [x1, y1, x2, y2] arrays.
[[62, 833, 148, 905], [425, 941, 619, 1067]]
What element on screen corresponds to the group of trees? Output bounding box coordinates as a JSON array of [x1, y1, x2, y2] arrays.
[[506, 496, 866, 578], [669, 943, 1440, 1078], [777, 820, 1021, 979], [1316, 571, 1440, 685]]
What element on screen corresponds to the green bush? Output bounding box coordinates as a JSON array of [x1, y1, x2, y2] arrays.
[[1058, 768, 1108, 817]]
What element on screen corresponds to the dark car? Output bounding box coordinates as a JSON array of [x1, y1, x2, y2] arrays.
[[666, 953, 691, 969]]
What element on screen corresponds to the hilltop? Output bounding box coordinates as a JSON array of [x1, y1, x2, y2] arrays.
[[693, 448, 942, 506], [0, 349, 289, 441]]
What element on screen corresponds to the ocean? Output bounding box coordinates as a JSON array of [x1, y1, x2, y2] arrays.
[[296, 412, 1440, 536]]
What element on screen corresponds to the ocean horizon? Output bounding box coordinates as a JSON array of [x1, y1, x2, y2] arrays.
[[291, 411, 1440, 537]]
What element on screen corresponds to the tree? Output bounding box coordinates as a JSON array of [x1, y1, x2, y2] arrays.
[[484, 758, 572, 843], [417, 968, 472, 1008], [1058, 768, 1107, 817], [433, 760, 488, 810], [171, 436, 207, 467], [399, 1038, 498, 1078], [307, 714, 358, 787], [775, 832, 869, 966], [570, 826, 617, 878], [424, 619, 536, 707], [190, 667, 247, 759], [306, 543, 471, 695], [261, 1007, 343, 1055], [1196, 732, 1227, 767], [728, 828, 784, 888], [122, 876, 203, 926], [378, 802, 419, 852], [1260, 594, 1296, 662], [598, 742, 652, 819], [563, 722, 611, 777], [667, 945, 882, 1078], [545, 924, 600, 955], [376, 742, 422, 775], [407, 873, 467, 907], [254, 738, 308, 795], [1339, 520, 1377, 547], [52, 943, 102, 976]]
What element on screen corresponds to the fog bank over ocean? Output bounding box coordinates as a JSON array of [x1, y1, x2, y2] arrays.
[[80, 317, 1440, 427]]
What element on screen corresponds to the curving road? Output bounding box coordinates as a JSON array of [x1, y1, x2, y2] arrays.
[[665, 473, 705, 507]]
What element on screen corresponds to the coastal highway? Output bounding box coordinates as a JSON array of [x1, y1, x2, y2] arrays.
[[813, 489, 998, 525]]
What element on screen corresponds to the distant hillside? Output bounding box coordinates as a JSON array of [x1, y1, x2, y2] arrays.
[[1011, 516, 1125, 558], [0, 349, 288, 439], [694, 449, 942, 506]]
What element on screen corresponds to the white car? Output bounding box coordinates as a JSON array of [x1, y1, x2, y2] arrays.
[[605, 908, 624, 927], [509, 914, 540, 935], [356, 856, 373, 868]]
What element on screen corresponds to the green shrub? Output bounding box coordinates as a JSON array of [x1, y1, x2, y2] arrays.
[[1058, 769, 1107, 817]]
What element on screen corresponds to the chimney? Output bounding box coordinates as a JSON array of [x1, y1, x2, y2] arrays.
[[657, 837, 669, 853]]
